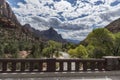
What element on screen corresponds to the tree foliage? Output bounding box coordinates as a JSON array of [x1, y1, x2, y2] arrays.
[[42, 40, 62, 58], [85, 28, 114, 57], [68, 28, 120, 58], [68, 45, 88, 58]]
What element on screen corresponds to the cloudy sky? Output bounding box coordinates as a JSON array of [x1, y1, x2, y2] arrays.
[[7, 0, 120, 41]]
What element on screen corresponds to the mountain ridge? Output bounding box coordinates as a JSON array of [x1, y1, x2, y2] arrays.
[[0, 0, 65, 43], [105, 18, 120, 33], [23, 24, 66, 42]]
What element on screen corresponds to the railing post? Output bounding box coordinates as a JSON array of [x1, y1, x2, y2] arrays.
[[2, 61, 7, 72], [90, 61, 95, 71], [29, 62, 34, 72], [46, 59, 56, 72], [103, 56, 120, 71], [59, 61, 63, 72], [38, 61, 43, 72], [21, 62, 26, 72], [67, 61, 71, 72], [97, 61, 104, 71], [83, 61, 87, 71], [11, 61, 16, 72], [75, 61, 79, 71]]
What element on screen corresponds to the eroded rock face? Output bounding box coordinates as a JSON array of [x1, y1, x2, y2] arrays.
[[23, 24, 66, 43], [106, 18, 120, 33], [0, 0, 20, 25], [0, 0, 41, 43], [0, 0, 5, 4], [35, 27, 66, 43]]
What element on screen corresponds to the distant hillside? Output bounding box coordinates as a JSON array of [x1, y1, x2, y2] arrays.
[[106, 18, 120, 33], [23, 24, 66, 43], [0, 17, 41, 43], [0, 0, 36, 42], [80, 18, 120, 46], [35, 27, 66, 43]]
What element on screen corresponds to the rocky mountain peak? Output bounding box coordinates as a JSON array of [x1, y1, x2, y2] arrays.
[[47, 27, 58, 35], [23, 24, 66, 42], [40, 27, 66, 42], [23, 24, 34, 33], [49, 27, 54, 31], [0, 0, 20, 25], [24, 24, 31, 27], [0, 0, 5, 4]]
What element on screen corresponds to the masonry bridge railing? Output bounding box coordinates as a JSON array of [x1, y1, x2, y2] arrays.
[[0, 56, 120, 73]]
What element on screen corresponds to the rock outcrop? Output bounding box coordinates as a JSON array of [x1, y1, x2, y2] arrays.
[[39, 27, 66, 42], [0, 0, 41, 43], [23, 24, 66, 42], [0, 0, 20, 25], [106, 18, 120, 33]]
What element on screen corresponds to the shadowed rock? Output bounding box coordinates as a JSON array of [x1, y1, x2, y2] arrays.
[[106, 18, 120, 33]]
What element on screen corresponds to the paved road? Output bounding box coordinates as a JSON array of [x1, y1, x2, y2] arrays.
[[0, 71, 120, 80], [0, 77, 114, 80], [0, 78, 113, 80]]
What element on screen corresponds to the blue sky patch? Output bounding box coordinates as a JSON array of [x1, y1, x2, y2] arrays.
[[65, 0, 77, 6], [94, 1, 104, 5], [111, 1, 120, 6], [53, 0, 61, 2], [7, 0, 26, 8]]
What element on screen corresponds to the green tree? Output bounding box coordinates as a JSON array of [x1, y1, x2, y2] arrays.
[[18, 41, 32, 51], [86, 44, 95, 58], [42, 40, 62, 58], [31, 43, 42, 58], [86, 28, 114, 46], [0, 43, 4, 57], [68, 45, 88, 58], [3, 41, 19, 58], [70, 28, 118, 58], [42, 47, 52, 58], [68, 48, 77, 58], [85, 28, 114, 57], [93, 48, 106, 58], [112, 32, 120, 56]]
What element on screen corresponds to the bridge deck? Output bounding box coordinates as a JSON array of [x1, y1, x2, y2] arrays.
[[0, 71, 120, 79]]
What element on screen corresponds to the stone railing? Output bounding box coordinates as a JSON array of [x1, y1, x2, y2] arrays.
[[0, 56, 119, 73]]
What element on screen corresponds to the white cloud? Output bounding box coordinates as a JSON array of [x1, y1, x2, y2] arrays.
[[54, 0, 72, 11], [8, 0, 120, 41]]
